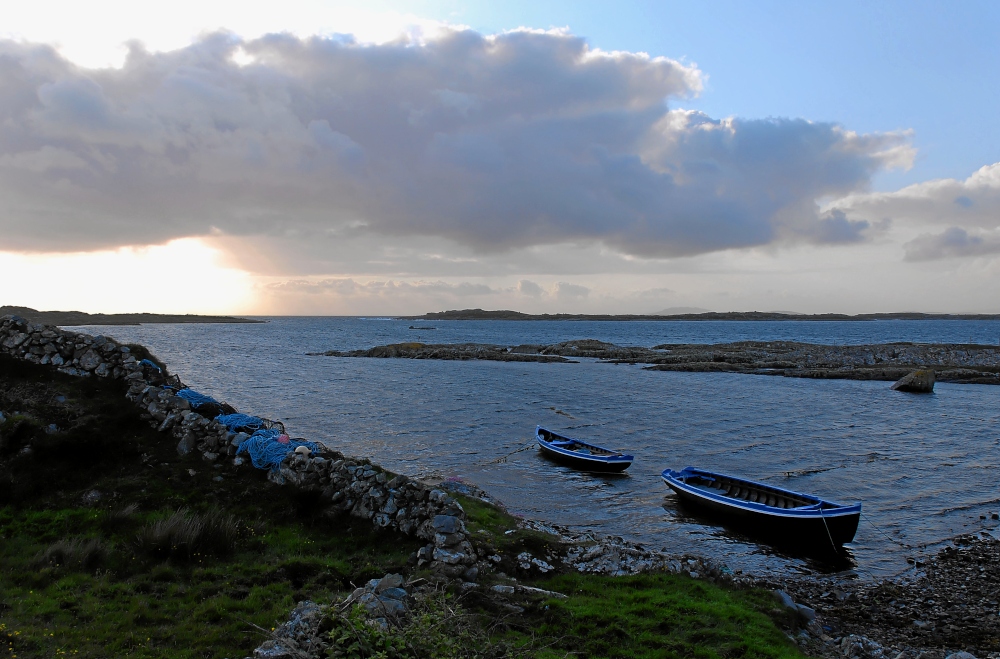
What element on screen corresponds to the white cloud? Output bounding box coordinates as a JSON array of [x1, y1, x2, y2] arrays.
[[832, 162, 1000, 234], [0, 29, 910, 266]]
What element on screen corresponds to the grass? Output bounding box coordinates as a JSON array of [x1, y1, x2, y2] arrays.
[[0, 354, 423, 658], [512, 572, 805, 659], [1, 353, 808, 659]]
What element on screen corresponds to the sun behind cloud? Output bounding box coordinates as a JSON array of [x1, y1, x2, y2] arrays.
[[0, 238, 255, 314]]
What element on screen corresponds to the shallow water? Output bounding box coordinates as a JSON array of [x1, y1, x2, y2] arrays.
[[68, 317, 1000, 580]]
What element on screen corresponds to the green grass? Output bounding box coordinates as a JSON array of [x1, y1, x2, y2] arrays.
[[510, 572, 804, 659], [0, 504, 422, 658]]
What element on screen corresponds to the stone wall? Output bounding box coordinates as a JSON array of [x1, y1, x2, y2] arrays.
[[0, 314, 477, 579]]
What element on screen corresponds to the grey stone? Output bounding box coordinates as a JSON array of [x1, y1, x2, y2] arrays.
[[795, 603, 816, 621], [177, 433, 197, 456], [253, 640, 294, 658], [78, 349, 102, 370], [491, 585, 515, 594], [774, 589, 796, 610], [375, 573, 404, 592], [891, 369, 935, 393], [432, 514, 462, 534], [433, 547, 467, 565], [944, 653, 978, 659], [378, 587, 408, 601]]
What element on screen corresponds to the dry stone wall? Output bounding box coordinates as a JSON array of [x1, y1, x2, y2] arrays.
[[0, 314, 477, 579]]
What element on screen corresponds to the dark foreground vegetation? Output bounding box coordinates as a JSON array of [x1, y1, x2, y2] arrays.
[[0, 354, 807, 658]]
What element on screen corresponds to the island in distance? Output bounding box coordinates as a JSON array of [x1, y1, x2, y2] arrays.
[[313, 338, 1000, 385], [405, 308, 1000, 321], [0, 306, 262, 326]]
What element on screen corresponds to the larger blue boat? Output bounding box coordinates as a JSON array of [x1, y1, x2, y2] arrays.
[[536, 426, 634, 472], [661, 466, 861, 548]]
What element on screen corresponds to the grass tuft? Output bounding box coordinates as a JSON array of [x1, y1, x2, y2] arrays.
[[133, 508, 243, 563], [34, 537, 108, 571], [101, 502, 140, 533]]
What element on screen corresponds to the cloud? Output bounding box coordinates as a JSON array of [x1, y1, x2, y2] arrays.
[[811, 209, 871, 244], [834, 162, 1000, 234], [268, 278, 498, 297], [0, 29, 909, 266], [903, 227, 1000, 261], [517, 279, 543, 297], [554, 282, 590, 300]]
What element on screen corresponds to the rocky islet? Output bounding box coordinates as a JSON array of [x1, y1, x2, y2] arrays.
[[317, 338, 1000, 385]]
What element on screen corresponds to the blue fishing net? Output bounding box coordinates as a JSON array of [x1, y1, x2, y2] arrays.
[[236, 429, 319, 471], [139, 358, 162, 371], [215, 413, 267, 433], [175, 388, 220, 407]]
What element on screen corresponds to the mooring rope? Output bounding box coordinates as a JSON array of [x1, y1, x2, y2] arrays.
[[487, 440, 536, 465], [818, 507, 839, 553], [862, 512, 913, 550]]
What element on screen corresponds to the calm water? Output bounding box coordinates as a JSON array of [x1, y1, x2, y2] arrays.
[[67, 318, 1000, 580]]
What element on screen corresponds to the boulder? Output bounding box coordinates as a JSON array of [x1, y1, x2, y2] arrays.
[[891, 369, 935, 393]]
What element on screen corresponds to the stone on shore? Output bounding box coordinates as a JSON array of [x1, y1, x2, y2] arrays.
[[890, 369, 935, 393]]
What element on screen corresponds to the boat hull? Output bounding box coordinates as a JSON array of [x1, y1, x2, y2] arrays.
[[536, 426, 633, 472], [662, 467, 860, 549]]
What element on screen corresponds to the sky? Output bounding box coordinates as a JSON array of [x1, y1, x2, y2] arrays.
[[1, 0, 998, 315]]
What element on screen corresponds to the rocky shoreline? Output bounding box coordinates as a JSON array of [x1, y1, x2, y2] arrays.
[[315, 338, 1000, 385], [765, 533, 1000, 659]]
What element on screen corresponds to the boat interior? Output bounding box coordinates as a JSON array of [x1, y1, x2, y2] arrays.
[[680, 472, 829, 510], [538, 429, 619, 456]]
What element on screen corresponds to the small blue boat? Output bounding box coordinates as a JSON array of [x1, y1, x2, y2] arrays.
[[661, 467, 861, 547], [536, 426, 633, 472]]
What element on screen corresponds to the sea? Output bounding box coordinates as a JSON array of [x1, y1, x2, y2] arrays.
[[66, 317, 1000, 581]]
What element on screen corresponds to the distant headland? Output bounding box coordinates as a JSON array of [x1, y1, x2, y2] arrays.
[[0, 305, 263, 326], [406, 309, 1000, 322]]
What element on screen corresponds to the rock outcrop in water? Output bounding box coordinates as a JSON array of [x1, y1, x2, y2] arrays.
[[891, 369, 936, 393], [315, 339, 1000, 385]]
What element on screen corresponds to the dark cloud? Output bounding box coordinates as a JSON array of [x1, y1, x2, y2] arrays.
[[903, 227, 1000, 261], [812, 209, 870, 244], [517, 279, 543, 297], [0, 30, 909, 265]]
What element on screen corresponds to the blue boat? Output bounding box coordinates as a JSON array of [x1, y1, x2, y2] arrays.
[[661, 467, 861, 548], [536, 426, 633, 472]]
